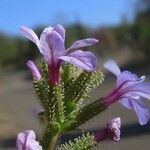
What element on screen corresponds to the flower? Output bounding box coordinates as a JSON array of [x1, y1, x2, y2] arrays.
[[16, 130, 42, 150], [103, 59, 150, 125], [94, 117, 121, 143], [20, 24, 98, 85], [107, 117, 121, 142], [27, 60, 41, 80]]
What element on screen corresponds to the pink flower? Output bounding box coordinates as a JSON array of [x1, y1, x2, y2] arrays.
[[94, 117, 121, 143], [103, 59, 150, 125], [16, 130, 42, 150]]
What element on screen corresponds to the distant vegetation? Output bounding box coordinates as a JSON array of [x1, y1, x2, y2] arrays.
[[112, 6, 150, 59]]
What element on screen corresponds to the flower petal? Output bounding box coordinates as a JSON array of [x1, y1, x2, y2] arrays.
[[46, 31, 65, 59], [107, 117, 121, 142], [40, 26, 53, 46], [108, 117, 121, 129], [42, 26, 53, 35], [119, 98, 133, 109], [20, 26, 41, 51], [39, 25, 65, 62], [104, 59, 121, 77], [120, 98, 149, 125], [59, 50, 97, 71], [27, 60, 41, 80], [68, 38, 98, 50], [112, 128, 121, 142], [54, 24, 65, 41], [117, 71, 145, 87], [16, 130, 42, 150], [39, 26, 53, 62], [132, 99, 149, 125], [131, 83, 150, 99]]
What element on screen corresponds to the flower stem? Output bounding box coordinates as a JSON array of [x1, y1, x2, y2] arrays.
[[41, 128, 59, 150], [48, 133, 59, 150]]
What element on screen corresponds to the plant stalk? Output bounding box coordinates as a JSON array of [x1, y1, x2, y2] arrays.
[[48, 133, 59, 150]]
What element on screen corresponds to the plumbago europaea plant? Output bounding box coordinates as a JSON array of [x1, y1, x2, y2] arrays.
[[15, 24, 150, 150]]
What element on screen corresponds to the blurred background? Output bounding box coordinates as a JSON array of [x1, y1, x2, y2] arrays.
[[0, 0, 150, 149]]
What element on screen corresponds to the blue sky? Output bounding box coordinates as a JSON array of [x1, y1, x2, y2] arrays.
[[0, 0, 135, 35]]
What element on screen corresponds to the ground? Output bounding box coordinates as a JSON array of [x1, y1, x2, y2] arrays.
[[0, 70, 150, 150]]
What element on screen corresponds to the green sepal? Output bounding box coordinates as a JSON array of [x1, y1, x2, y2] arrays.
[[33, 79, 65, 123], [71, 98, 107, 128], [61, 63, 79, 82], [52, 84, 65, 123], [33, 79, 46, 106], [64, 70, 104, 104], [63, 70, 104, 122], [40, 59, 48, 81], [58, 133, 96, 150]]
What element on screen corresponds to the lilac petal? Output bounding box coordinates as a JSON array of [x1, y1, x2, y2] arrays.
[[107, 117, 121, 142], [119, 98, 133, 109], [16, 130, 42, 150], [39, 26, 53, 62], [112, 128, 121, 142], [27, 60, 41, 80], [39, 25, 65, 62], [59, 50, 97, 71], [117, 71, 145, 87], [46, 31, 65, 59], [131, 83, 150, 99], [42, 26, 53, 35], [54, 24, 65, 41], [20, 26, 41, 51], [40, 26, 53, 47], [68, 38, 98, 50], [120, 98, 149, 125], [104, 59, 121, 77], [108, 117, 121, 129], [132, 99, 149, 125]]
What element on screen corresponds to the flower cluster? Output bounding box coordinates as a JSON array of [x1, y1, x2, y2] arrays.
[[20, 24, 98, 85], [103, 59, 150, 125], [16, 24, 150, 150]]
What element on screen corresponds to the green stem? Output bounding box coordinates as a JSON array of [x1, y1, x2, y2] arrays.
[[54, 84, 65, 123], [48, 133, 59, 150], [41, 128, 59, 150]]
